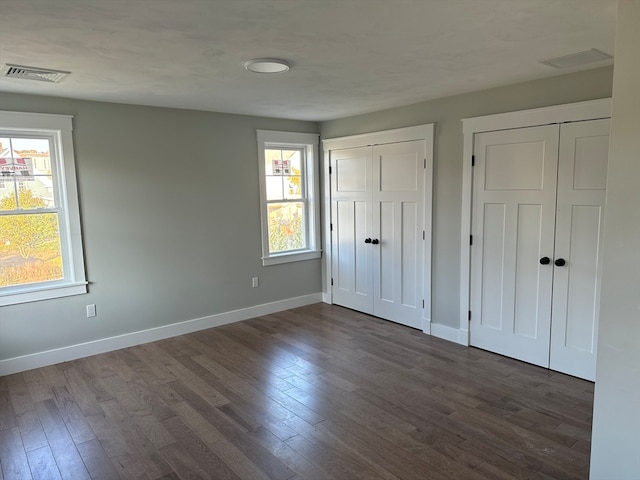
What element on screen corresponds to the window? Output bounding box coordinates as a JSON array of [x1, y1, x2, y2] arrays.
[[0, 111, 87, 305], [257, 130, 321, 265]]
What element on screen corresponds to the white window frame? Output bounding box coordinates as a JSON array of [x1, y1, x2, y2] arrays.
[[257, 130, 321, 266], [0, 111, 87, 306]]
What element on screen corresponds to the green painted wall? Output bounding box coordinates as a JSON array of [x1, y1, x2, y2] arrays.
[[0, 95, 320, 360]]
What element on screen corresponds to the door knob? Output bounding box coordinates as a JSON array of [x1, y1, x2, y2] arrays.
[[554, 258, 566, 267], [539, 257, 551, 265], [371, 239, 379, 245], [364, 238, 372, 244]]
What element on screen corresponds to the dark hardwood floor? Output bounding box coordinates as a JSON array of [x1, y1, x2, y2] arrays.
[[0, 303, 594, 479]]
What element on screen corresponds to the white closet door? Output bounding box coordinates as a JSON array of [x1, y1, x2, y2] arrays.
[[331, 146, 374, 314], [470, 125, 559, 367], [550, 119, 610, 381], [372, 140, 425, 329]]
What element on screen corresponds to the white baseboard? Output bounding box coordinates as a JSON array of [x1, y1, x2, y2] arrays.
[[322, 292, 332, 304], [0, 293, 322, 376], [430, 322, 468, 346]]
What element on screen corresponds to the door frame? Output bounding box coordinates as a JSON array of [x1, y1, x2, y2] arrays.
[[459, 98, 612, 346], [322, 124, 435, 332]]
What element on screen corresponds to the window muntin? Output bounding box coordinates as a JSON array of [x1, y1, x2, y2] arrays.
[[257, 131, 320, 266], [0, 111, 87, 305]]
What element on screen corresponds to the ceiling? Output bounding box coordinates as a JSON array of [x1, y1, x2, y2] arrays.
[[0, 0, 617, 121]]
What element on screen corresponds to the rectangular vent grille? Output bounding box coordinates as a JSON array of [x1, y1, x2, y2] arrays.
[[538, 49, 613, 69], [1, 64, 70, 83]]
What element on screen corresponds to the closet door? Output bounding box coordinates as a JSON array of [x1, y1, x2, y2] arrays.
[[330, 140, 426, 329], [470, 125, 559, 367], [372, 140, 425, 328], [331, 146, 373, 313], [550, 119, 609, 381]]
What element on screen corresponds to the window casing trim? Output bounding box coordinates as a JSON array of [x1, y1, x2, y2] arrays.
[[257, 130, 321, 266], [0, 111, 87, 306]]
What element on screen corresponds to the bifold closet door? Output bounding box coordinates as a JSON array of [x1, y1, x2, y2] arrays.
[[550, 119, 609, 381], [470, 119, 609, 380], [331, 140, 426, 329], [331, 146, 374, 314], [372, 141, 425, 329], [470, 125, 559, 368]]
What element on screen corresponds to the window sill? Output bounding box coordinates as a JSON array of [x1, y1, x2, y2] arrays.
[[0, 281, 88, 306], [262, 250, 322, 266]]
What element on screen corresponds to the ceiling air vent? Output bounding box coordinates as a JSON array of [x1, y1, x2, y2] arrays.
[[1, 64, 70, 83], [538, 49, 613, 69]]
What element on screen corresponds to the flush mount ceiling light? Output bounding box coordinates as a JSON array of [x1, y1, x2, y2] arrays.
[[244, 58, 290, 74]]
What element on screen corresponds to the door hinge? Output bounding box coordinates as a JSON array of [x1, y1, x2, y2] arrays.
[[331, 278, 334, 286], [470, 235, 473, 245], [422, 299, 425, 309], [330, 223, 333, 232], [468, 310, 472, 321], [422, 230, 425, 240], [471, 155, 475, 167], [329, 166, 332, 175], [424, 158, 427, 169]]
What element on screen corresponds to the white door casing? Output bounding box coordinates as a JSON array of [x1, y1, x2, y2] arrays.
[[470, 125, 560, 367]]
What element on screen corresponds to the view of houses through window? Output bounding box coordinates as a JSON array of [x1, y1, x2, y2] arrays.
[[0, 137, 64, 287], [264, 147, 306, 253]]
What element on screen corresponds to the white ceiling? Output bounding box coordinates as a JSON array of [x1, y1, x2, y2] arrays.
[[0, 0, 617, 121]]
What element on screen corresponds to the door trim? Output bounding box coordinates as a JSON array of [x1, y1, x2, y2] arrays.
[[459, 98, 612, 346], [322, 124, 435, 331]]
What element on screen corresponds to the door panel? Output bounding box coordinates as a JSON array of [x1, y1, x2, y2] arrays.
[[470, 125, 559, 367], [550, 119, 609, 380], [372, 141, 425, 329], [401, 202, 418, 306], [379, 201, 395, 302], [331, 147, 373, 314], [479, 203, 507, 331], [513, 204, 545, 339]]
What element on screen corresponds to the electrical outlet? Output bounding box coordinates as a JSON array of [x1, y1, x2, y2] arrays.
[[252, 277, 259, 288], [86, 304, 96, 318]]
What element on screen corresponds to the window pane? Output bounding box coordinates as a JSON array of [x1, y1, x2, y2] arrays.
[[0, 213, 64, 287], [267, 202, 306, 253], [11, 138, 51, 175], [265, 149, 282, 176], [16, 179, 56, 209], [284, 150, 302, 172], [0, 179, 16, 209], [284, 175, 302, 199], [266, 176, 284, 200], [0, 185, 54, 210]]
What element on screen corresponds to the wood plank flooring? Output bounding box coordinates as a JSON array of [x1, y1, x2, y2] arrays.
[[0, 303, 594, 479]]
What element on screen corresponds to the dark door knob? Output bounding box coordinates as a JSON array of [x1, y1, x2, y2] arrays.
[[554, 258, 566, 267], [540, 257, 551, 265], [364, 238, 372, 244], [371, 239, 379, 245]]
